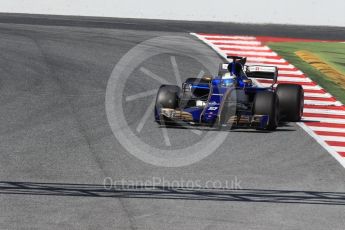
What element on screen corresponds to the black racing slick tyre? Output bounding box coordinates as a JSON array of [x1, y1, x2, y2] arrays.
[[155, 85, 180, 109], [276, 84, 304, 122], [253, 91, 279, 131], [155, 85, 180, 125]]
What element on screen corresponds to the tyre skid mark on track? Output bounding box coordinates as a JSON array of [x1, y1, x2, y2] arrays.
[[191, 33, 345, 168]]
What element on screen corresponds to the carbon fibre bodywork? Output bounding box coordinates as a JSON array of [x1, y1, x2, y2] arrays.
[[154, 57, 278, 129]]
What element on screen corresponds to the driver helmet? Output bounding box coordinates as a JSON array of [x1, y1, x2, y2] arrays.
[[222, 73, 236, 87]]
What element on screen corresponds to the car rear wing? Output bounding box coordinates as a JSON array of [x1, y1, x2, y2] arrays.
[[245, 65, 278, 85]]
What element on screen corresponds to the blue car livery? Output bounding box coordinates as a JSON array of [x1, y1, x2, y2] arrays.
[[155, 56, 304, 131]]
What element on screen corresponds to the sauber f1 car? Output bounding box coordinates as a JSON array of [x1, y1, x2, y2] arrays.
[[154, 56, 304, 130]]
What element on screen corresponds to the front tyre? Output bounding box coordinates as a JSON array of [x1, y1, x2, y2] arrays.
[[155, 85, 181, 125]]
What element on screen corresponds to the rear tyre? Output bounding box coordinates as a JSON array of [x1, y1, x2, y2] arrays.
[[276, 84, 304, 122], [253, 91, 279, 131]]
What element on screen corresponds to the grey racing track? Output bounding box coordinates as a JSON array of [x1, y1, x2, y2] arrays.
[[0, 14, 345, 229]]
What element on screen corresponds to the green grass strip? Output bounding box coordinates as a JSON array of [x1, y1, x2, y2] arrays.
[[268, 42, 345, 104]]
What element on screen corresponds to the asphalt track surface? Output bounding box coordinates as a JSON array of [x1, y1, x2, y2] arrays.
[[0, 14, 345, 229]]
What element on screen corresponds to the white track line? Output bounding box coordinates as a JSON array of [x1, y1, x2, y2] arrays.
[[304, 101, 340, 106], [223, 50, 279, 57], [200, 35, 257, 40], [332, 146, 345, 152], [217, 45, 271, 51], [304, 108, 345, 115], [190, 33, 230, 61], [245, 57, 286, 63], [247, 63, 296, 69], [277, 77, 312, 82], [278, 70, 304, 75], [302, 85, 323, 90], [297, 123, 345, 168], [302, 117, 345, 124], [319, 136, 345, 142], [308, 126, 345, 133], [206, 40, 262, 45], [304, 93, 333, 98], [260, 83, 323, 90]]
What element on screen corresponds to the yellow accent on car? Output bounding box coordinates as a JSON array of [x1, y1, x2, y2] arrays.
[[202, 76, 213, 81], [161, 109, 194, 121]]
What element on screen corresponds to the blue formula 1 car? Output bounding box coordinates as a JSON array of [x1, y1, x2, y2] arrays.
[[154, 56, 304, 130]]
